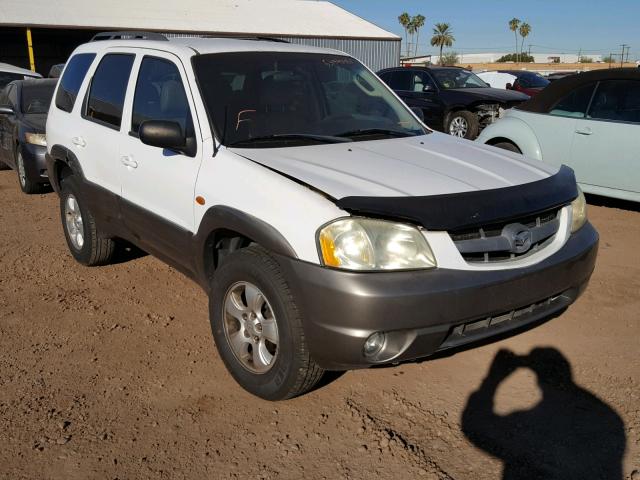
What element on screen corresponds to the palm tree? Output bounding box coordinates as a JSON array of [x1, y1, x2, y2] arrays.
[[411, 14, 426, 57], [519, 22, 531, 61], [509, 18, 521, 63], [398, 13, 411, 57], [430, 23, 455, 65]]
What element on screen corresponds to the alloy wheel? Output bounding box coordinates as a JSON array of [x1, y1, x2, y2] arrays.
[[223, 281, 279, 374], [64, 194, 84, 250], [449, 116, 469, 137], [17, 152, 26, 187]]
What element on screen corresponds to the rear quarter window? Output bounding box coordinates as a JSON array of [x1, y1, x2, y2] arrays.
[[55, 53, 96, 113]]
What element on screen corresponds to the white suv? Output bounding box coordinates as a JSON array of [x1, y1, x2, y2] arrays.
[[46, 32, 598, 400]]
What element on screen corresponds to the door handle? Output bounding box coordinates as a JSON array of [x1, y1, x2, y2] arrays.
[[575, 127, 593, 136], [120, 155, 138, 169], [72, 136, 86, 147]]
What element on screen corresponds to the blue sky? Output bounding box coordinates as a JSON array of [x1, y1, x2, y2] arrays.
[[333, 0, 639, 60]]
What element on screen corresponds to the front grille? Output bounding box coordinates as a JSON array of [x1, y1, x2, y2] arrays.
[[450, 208, 561, 263]]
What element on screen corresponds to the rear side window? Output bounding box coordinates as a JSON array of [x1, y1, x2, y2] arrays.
[[548, 83, 596, 118], [389, 70, 413, 91], [131, 57, 193, 136], [85, 54, 135, 129], [588, 80, 640, 124], [55, 53, 96, 113]]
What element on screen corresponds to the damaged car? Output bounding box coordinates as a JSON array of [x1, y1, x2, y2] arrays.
[[378, 66, 529, 139], [46, 34, 597, 400]]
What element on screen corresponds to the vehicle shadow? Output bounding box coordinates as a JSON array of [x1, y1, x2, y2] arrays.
[[586, 193, 640, 213], [110, 240, 148, 265], [461, 347, 626, 480]]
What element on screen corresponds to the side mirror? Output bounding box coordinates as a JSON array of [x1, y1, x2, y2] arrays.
[[410, 107, 425, 122], [422, 84, 434, 93], [505, 83, 513, 90], [139, 120, 193, 156], [0, 106, 14, 115]]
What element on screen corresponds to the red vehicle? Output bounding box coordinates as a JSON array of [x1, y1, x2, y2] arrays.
[[504, 70, 550, 96]]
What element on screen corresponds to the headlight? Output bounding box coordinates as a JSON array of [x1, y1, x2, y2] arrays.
[[25, 133, 47, 146], [570, 188, 587, 233], [318, 218, 436, 271]]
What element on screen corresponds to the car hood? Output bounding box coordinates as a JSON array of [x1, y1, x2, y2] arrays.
[[22, 113, 47, 133], [442, 87, 529, 103], [230, 132, 557, 199]]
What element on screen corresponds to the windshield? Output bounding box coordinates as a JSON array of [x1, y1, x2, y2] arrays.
[[517, 72, 550, 89], [20, 82, 55, 114], [431, 69, 488, 90], [192, 52, 426, 148]]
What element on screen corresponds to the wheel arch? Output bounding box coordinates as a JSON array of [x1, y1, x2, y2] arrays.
[[47, 144, 85, 193], [477, 117, 543, 160], [194, 206, 298, 289]]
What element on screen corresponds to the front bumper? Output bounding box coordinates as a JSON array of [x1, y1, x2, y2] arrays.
[[277, 223, 598, 370], [21, 143, 48, 184]]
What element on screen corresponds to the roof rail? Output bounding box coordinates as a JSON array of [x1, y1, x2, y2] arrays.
[[200, 35, 289, 43], [253, 37, 289, 43], [91, 31, 168, 42]]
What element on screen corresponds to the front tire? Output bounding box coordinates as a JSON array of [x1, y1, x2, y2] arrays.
[[209, 246, 324, 400], [446, 110, 480, 139], [16, 147, 41, 194], [59, 175, 115, 266], [493, 141, 522, 154]]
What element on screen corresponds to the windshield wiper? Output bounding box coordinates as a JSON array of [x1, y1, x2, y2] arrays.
[[335, 128, 416, 139], [228, 133, 352, 147]]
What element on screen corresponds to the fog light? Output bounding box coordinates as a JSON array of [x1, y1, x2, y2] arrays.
[[363, 332, 386, 357]]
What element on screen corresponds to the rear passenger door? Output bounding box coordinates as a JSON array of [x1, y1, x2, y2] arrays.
[[72, 52, 135, 196], [570, 79, 640, 193], [118, 52, 202, 264]]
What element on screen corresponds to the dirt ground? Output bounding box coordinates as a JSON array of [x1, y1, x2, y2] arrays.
[[0, 170, 638, 480]]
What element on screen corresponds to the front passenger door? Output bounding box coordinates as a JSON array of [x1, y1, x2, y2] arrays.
[[119, 53, 203, 266], [387, 70, 442, 130]]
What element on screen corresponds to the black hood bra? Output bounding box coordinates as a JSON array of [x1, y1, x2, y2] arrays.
[[335, 165, 578, 231]]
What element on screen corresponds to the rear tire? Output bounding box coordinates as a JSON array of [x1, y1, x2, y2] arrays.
[[493, 141, 522, 154], [209, 245, 324, 400], [59, 175, 115, 266], [446, 110, 480, 139]]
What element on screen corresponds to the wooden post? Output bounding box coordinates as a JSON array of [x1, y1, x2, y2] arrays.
[[26, 28, 36, 72]]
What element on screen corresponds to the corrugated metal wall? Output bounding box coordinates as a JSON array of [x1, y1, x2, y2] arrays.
[[275, 37, 400, 72], [166, 33, 400, 72]]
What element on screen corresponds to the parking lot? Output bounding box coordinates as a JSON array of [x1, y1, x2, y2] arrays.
[[0, 169, 638, 479]]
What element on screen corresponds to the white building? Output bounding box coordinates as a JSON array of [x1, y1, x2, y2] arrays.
[[457, 52, 602, 64], [0, 0, 400, 74]]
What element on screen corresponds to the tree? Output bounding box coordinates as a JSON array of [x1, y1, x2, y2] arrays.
[[411, 14, 426, 57], [579, 56, 594, 63], [398, 12, 411, 57], [439, 51, 459, 67], [509, 18, 521, 63], [430, 23, 455, 65], [519, 22, 531, 61], [497, 53, 534, 63]]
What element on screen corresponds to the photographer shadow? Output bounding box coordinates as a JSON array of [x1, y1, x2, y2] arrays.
[[461, 348, 625, 480]]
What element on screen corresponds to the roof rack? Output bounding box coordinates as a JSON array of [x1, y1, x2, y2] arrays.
[[200, 35, 289, 43], [253, 37, 289, 43], [91, 31, 168, 42]]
